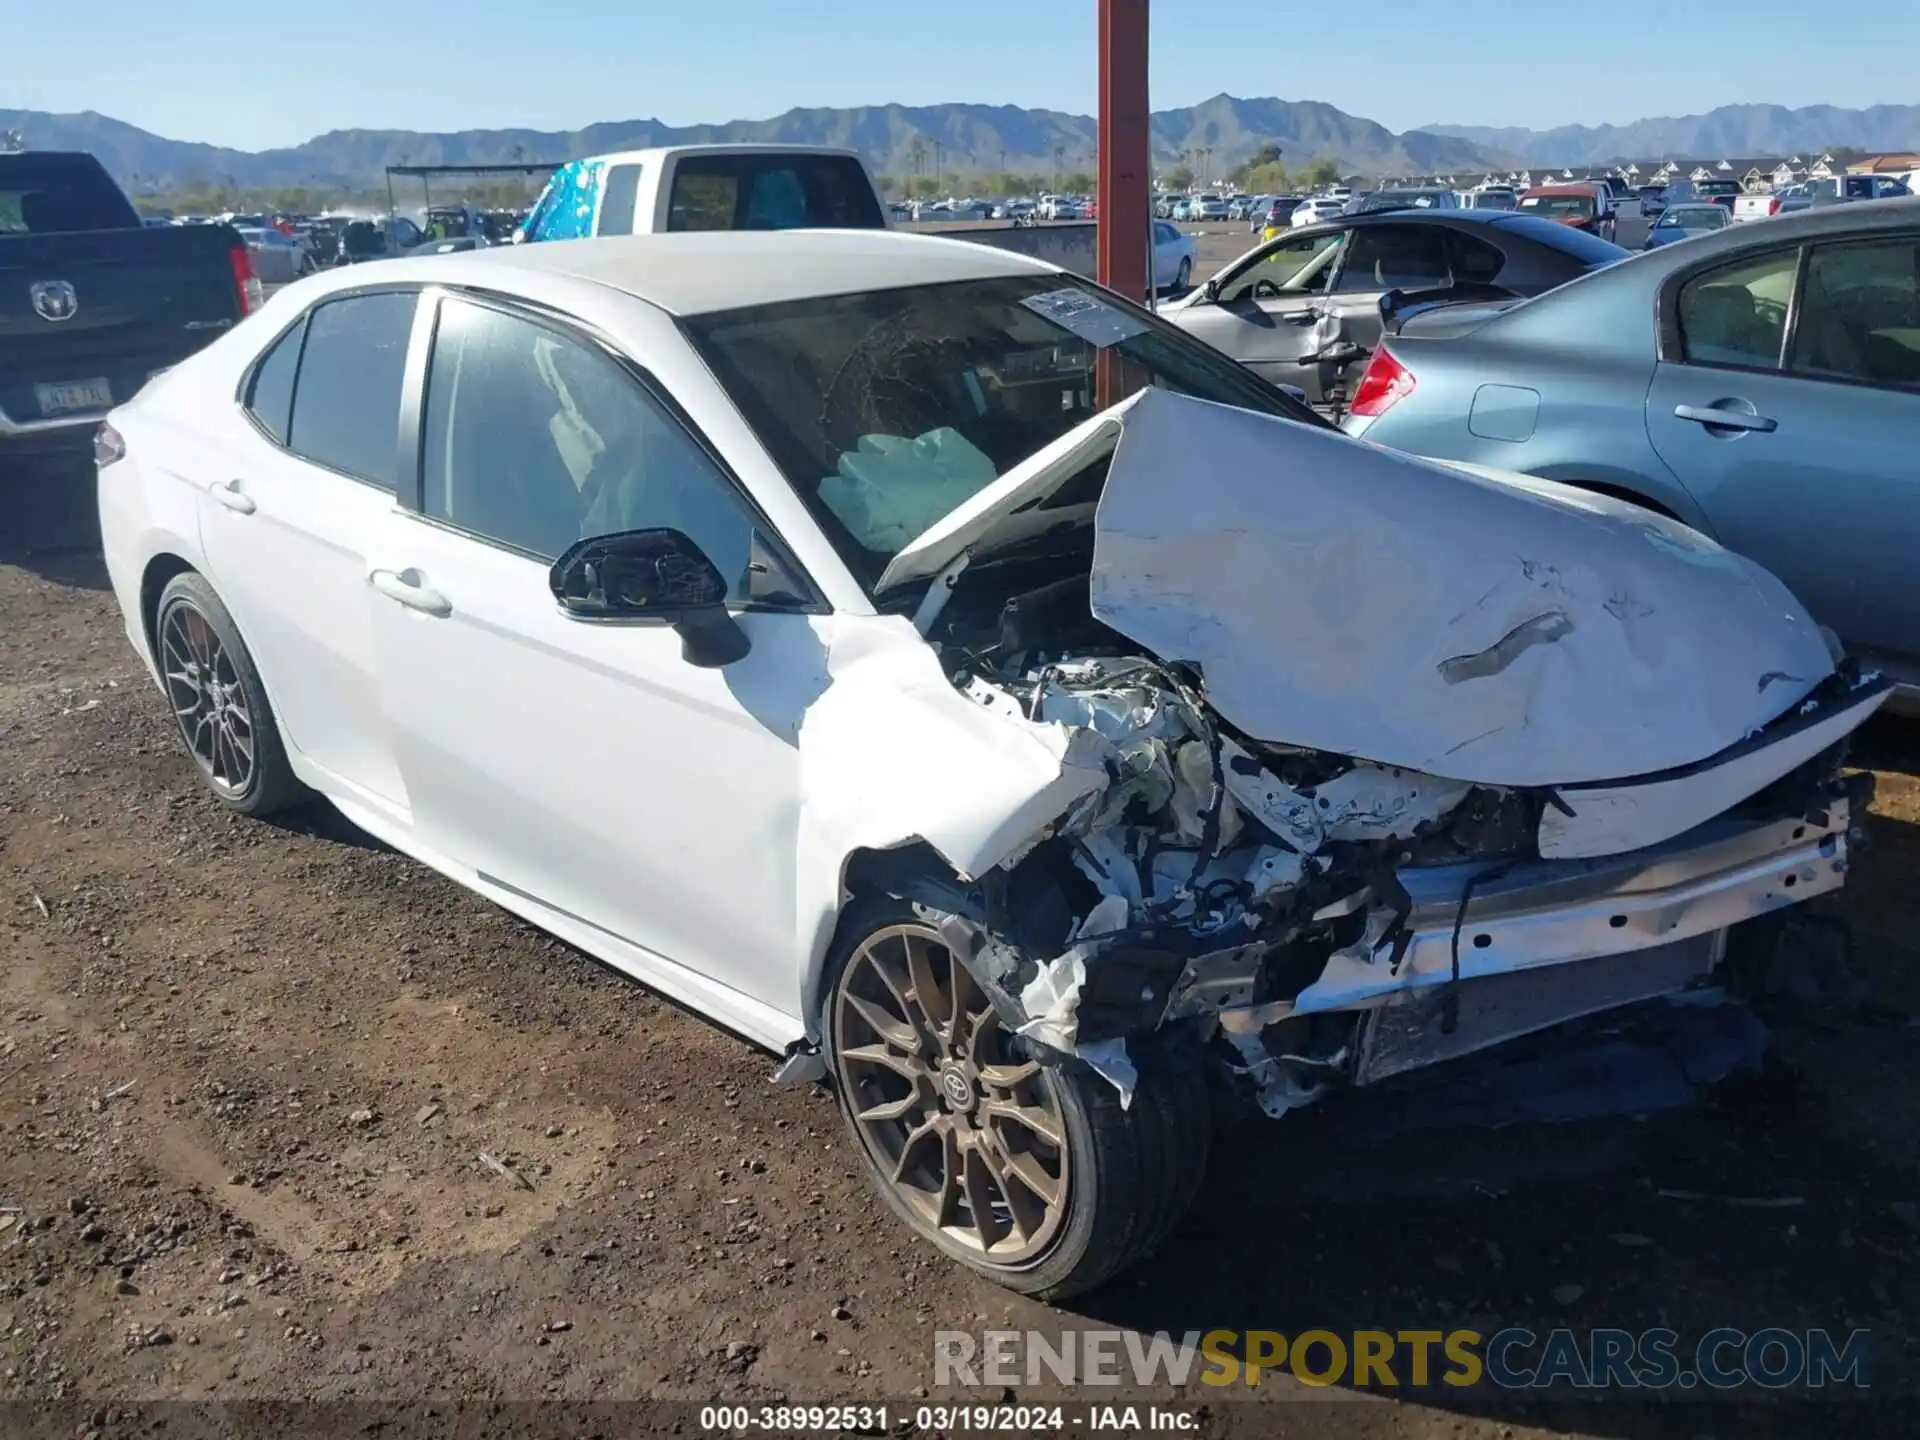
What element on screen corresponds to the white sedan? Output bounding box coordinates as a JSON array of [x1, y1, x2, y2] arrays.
[[98, 231, 1883, 1298], [1151, 218, 1197, 293]]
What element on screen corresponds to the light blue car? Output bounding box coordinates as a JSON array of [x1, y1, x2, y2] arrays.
[[1345, 196, 1920, 686]]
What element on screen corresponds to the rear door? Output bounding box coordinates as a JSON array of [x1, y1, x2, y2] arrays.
[[1645, 234, 1920, 657], [1173, 227, 1347, 399], [197, 289, 417, 819]]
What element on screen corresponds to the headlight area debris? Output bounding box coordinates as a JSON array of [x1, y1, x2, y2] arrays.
[[886, 653, 1535, 1112]]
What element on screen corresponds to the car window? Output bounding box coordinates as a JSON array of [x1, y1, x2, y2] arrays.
[[1337, 225, 1451, 292], [1788, 237, 1920, 390], [1220, 230, 1344, 303], [1153, 222, 1177, 244], [596, 163, 642, 236], [666, 154, 883, 232], [1676, 250, 1798, 371], [420, 298, 760, 592], [245, 319, 304, 445], [285, 292, 417, 488], [1447, 230, 1504, 285], [685, 274, 1321, 591]]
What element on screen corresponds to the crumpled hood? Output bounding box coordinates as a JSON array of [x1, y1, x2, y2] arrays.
[[1087, 389, 1835, 787]]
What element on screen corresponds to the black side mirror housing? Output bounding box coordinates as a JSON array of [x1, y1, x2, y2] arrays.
[[1201, 276, 1221, 303], [549, 528, 751, 669]]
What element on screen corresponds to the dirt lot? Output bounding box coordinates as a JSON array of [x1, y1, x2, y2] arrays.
[[2, 459, 1917, 1436]]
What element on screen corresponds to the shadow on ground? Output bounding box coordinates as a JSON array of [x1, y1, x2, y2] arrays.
[[1, 452, 109, 588]]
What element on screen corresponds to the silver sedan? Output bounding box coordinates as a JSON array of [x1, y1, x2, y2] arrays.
[[1346, 196, 1920, 688]]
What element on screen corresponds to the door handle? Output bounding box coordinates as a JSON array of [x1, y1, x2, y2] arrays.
[[1281, 310, 1320, 325], [210, 479, 256, 514], [368, 568, 452, 617], [1673, 404, 1777, 433]]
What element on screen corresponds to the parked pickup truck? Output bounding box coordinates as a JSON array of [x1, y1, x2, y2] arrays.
[[518, 142, 1109, 285], [520, 145, 890, 241], [2, 151, 258, 459]]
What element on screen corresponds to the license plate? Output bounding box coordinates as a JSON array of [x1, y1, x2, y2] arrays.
[[34, 378, 113, 416]]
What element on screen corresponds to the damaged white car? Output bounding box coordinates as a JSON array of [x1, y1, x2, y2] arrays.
[[98, 232, 1887, 1300]]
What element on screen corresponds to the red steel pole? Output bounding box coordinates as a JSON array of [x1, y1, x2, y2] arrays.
[[1096, 0, 1150, 304]]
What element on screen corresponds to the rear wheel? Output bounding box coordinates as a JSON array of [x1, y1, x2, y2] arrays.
[[154, 572, 305, 817], [825, 896, 1210, 1299], [1174, 257, 1193, 293]]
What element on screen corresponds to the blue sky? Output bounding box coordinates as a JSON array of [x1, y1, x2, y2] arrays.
[[8, 0, 1915, 150]]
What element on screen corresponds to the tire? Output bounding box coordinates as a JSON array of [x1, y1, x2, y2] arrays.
[[823, 894, 1210, 1299], [153, 572, 305, 817], [1174, 257, 1192, 293]]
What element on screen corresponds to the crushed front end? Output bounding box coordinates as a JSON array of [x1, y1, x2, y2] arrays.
[[879, 622, 1884, 1118]]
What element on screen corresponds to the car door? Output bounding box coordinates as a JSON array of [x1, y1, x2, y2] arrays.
[[196, 289, 416, 818], [363, 291, 824, 1018], [1645, 235, 1920, 657], [1174, 227, 1348, 398]]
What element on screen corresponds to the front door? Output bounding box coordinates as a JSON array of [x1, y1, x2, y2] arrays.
[[1175, 227, 1347, 400], [1645, 234, 1920, 659], [197, 290, 417, 818], [365, 292, 821, 1019]]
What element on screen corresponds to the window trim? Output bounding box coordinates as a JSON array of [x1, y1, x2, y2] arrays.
[[402, 285, 830, 615], [232, 283, 425, 493]]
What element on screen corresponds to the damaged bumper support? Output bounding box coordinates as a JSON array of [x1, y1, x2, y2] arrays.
[[1220, 801, 1855, 1036]]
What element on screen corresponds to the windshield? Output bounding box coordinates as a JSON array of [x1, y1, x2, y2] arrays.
[[1519, 192, 1596, 219], [1659, 207, 1725, 230], [684, 275, 1320, 590]]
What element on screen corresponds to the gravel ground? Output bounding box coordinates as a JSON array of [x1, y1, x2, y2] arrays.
[[1, 458, 1916, 1435]]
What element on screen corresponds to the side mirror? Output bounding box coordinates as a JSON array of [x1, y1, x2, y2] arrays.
[[549, 528, 751, 669], [1201, 276, 1221, 303]]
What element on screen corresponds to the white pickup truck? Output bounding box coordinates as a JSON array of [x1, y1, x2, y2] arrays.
[[520, 144, 891, 240], [517, 142, 1111, 284]]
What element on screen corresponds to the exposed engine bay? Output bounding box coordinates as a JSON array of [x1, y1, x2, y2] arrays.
[[872, 489, 1877, 1119]]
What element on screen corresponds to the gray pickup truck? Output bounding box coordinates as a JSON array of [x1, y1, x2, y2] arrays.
[[2, 151, 257, 463]]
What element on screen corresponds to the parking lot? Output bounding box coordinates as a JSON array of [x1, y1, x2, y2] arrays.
[[2, 454, 1916, 1429]]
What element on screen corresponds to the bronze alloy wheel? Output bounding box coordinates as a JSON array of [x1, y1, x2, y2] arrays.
[[831, 922, 1071, 1266], [160, 598, 255, 798]]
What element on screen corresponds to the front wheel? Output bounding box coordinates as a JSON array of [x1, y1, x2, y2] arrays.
[[824, 897, 1211, 1299]]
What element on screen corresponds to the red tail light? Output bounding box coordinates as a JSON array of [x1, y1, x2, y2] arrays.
[[94, 421, 126, 468], [1350, 346, 1416, 418], [229, 243, 262, 316], [1768, 196, 1781, 215]]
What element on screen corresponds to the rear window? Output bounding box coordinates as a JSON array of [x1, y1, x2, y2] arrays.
[[0, 154, 140, 233], [1490, 212, 1626, 266], [285, 292, 418, 489], [1696, 181, 1741, 197], [666, 154, 884, 232]]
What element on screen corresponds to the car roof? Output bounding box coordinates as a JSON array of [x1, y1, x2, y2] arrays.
[[1525, 184, 1598, 195], [367, 229, 1062, 316]]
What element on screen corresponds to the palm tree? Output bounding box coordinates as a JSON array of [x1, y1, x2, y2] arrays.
[[1053, 143, 1066, 187], [908, 137, 927, 177]]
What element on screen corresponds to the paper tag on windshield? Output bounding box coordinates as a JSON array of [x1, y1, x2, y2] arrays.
[[1020, 288, 1147, 348]]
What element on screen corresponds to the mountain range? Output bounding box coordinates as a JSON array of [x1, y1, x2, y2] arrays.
[[5, 97, 1919, 194], [1427, 103, 1920, 167]]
